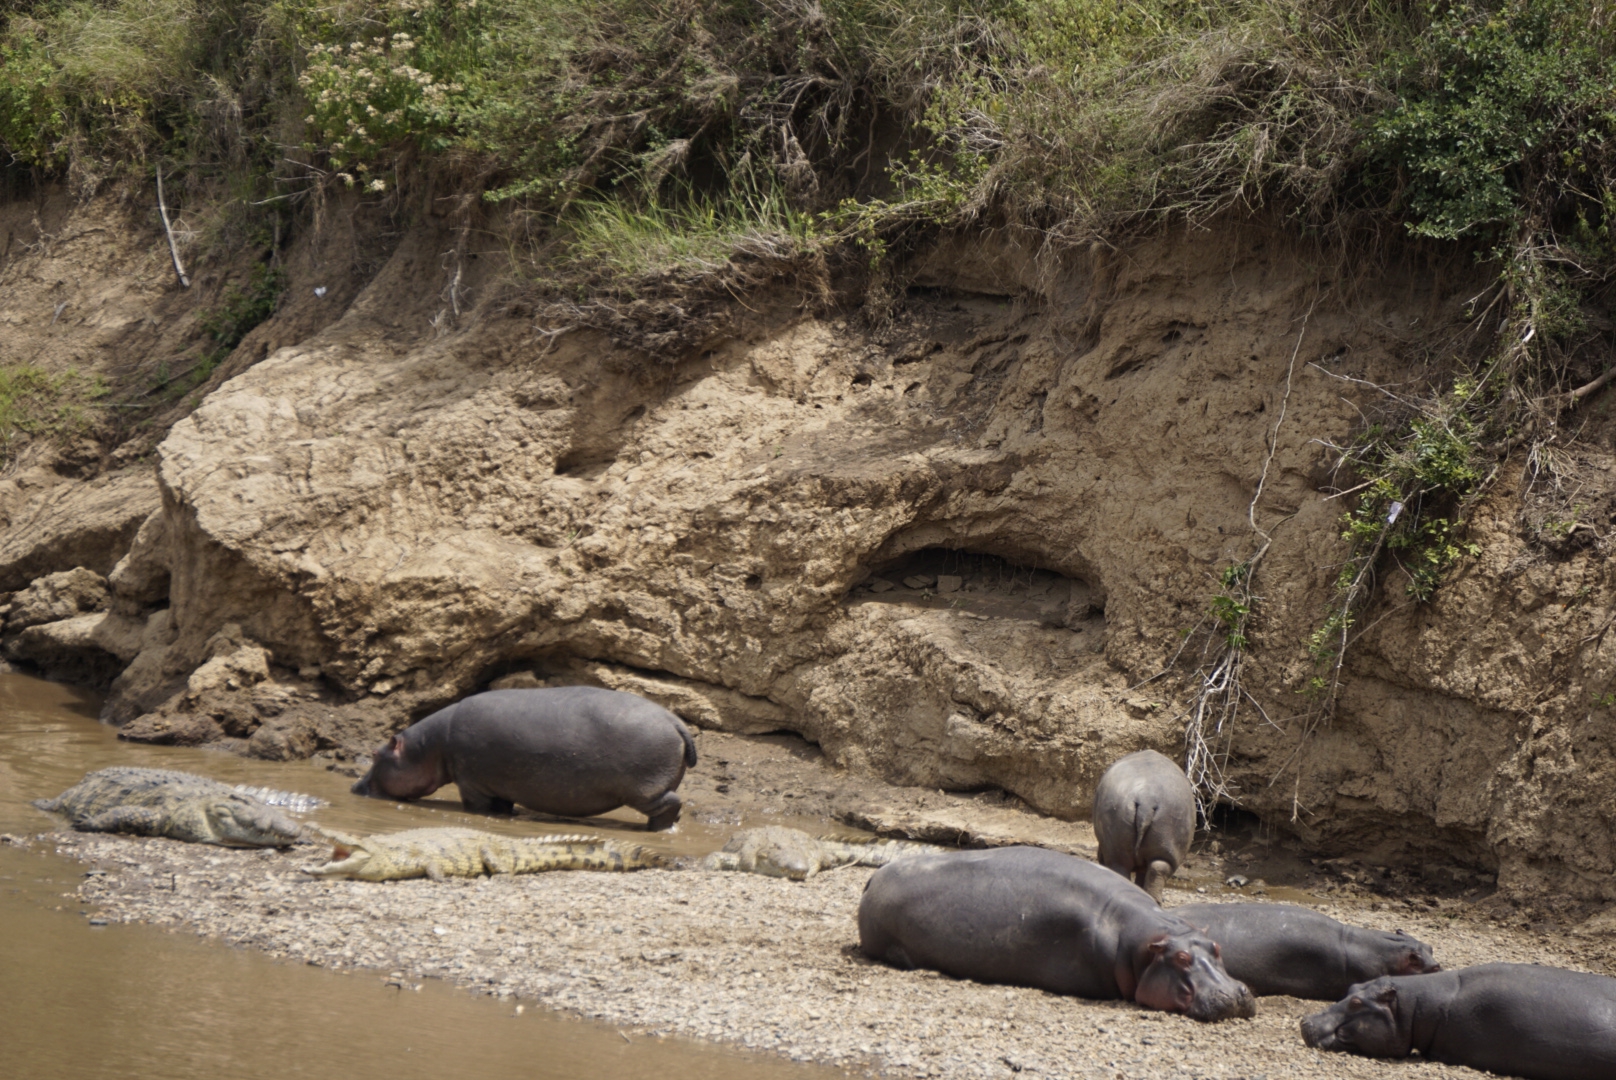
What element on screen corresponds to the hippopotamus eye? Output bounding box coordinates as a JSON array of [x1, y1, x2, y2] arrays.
[[1348, 997, 1362, 1008], [1212, 942, 1221, 959], [1174, 951, 1193, 969]]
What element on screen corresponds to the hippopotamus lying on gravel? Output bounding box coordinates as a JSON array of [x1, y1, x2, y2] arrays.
[[1172, 902, 1439, 999], [351, 687, 697, 830], [1093, 749, 1196, 902], [858, 846, 1256, 1022], [1300, 963, 1616, 1079]]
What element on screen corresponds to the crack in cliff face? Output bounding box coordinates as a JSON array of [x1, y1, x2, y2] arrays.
[[9, 199, 1616, 901]]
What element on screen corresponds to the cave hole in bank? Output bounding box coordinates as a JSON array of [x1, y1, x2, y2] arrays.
[[847, 547, 1104, 629]]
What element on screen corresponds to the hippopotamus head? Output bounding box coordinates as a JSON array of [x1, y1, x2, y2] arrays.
[[351, 733, 445, 800], [1131, 929, 1256, 1023], [1386, 929, 1440, 976], [1300, 978, 1409, 1057]]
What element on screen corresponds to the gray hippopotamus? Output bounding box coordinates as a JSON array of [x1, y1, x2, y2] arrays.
[[1172, 902, 1439, 999], [1301, 963, 1616, 1079], [858, 846, 1256, 1022], [351, 687, 697, 830], [1093, 749, 1196, 901]]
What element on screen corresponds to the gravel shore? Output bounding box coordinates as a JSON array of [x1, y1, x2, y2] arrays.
[[37, 824, 1608, 1080]]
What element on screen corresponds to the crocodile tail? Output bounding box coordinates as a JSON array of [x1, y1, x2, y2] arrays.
[[627, 843, 674, 870], [595, 841, 673, 871]]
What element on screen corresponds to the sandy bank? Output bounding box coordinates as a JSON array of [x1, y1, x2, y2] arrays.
[[29, 824, 1607, 1080]]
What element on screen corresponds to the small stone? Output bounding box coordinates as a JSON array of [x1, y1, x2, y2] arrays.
[[936, 575, 962, 593], [902, 575, 936, 590], [88, 917, 107, 926], [867, 579, 895, 593], [1226, 874, 1249, 887]]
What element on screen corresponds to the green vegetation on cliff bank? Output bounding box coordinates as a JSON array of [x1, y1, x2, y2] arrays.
[[3, 1, 1613, 275]]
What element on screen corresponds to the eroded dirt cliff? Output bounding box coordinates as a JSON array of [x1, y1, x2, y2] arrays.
[[4, 189, 1615, 910]]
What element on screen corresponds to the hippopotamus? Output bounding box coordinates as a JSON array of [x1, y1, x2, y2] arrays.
[[351, 686, 697, 830], [858, 846, 1256, 1022], [1172, 902, 1439, 999], [1300, 963, 1616, 1079], [1093, 749, 1196, 901]]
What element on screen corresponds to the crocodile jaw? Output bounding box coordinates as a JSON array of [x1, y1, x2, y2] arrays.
[[300, 839, 373, 878], [209, 799, 304, 847]]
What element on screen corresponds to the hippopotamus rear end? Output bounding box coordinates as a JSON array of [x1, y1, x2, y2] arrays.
[[1093, 749, 1196, 901], [351, 687, 697, 830]]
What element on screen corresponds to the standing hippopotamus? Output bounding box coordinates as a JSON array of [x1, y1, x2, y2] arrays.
[[1172, 902, 1439, 999], [1093, 749, 1196, 901], [351, 687, 697, 830], [858, 846, 1256, 1022], [1301, 963, 1616, 1079]]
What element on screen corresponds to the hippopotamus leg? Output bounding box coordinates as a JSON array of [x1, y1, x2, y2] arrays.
[[457, 786, 515, 815], [634, 789, 683, 831], [1138, 858, 1174, 900]]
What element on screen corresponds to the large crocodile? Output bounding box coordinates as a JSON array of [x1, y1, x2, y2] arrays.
[[699, 826, 944, 881], [301, 827, 672, 881], [33, 767, 307, 847]]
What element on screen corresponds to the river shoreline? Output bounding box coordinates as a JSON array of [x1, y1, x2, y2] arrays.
[[27, 815, 1607, 1080]]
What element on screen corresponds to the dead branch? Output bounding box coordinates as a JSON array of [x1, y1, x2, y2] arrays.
[[156, 167, 190, 289]]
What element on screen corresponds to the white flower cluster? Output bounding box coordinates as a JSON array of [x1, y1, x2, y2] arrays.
[[297, 24, 465, 176]]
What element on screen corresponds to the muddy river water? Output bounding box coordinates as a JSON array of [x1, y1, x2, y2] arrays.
[[0, 672, 842, 1080]]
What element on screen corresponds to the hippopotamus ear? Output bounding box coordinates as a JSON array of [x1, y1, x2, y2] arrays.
[[386, 734, 406, 756], [1372, 985, 1398, 1007]]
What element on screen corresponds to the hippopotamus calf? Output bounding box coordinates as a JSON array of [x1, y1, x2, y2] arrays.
[[351, 687, 697, 830], [858, 846, 1255, 1022], [1173, 902, 1439, 999], [1301, 963, 1616, 1080], [1093, 749, 1196, 901]]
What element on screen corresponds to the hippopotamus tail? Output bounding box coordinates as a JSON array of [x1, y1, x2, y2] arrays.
[[677, 719, 698, 767]]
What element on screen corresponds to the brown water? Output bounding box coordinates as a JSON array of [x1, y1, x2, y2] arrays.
[[0, 672, 845, 1080]]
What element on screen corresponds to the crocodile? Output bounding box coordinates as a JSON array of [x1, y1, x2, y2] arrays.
[[699, 826, 944, 881], [301, 827, 672, 881], [33, 766, 307, 847]]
